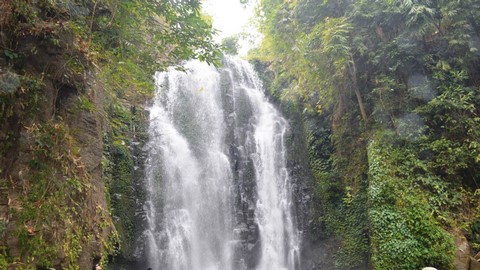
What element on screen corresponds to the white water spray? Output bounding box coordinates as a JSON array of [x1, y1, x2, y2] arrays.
[[142, 57, 300, 270]]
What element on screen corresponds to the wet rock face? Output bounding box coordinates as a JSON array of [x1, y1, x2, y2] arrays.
[[227, 113, 317, 270], [221, 61, 314, 270], [284, 118, 322, 270], [221, 67, 262, 269], [230, 155, 262, 269]]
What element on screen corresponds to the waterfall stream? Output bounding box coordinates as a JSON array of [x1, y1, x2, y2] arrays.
[[142, 57, 300, 270]]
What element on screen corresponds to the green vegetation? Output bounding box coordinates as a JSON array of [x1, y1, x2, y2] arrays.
[[102, 103, 148, 259], [252, 0, 480, 268], [2, 0, 479, 268], [0, 0, 220, 268], [368, 134, 455, 269], [222, 36, 240, 55], [15, 122, 92, 269]]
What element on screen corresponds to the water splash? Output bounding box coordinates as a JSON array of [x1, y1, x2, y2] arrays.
[[142, 57, 300, 270]]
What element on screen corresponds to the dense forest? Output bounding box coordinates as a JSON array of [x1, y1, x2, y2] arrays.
[[0, 0, 479, 269], [250, 0, 480, 269]]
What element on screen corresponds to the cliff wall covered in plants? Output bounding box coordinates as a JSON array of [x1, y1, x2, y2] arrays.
[[0, 0, 220, 269], [251, 0, 480, 269]]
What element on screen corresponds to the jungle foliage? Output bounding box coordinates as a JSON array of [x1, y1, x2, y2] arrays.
[[252, 0, 480, 269], [0, 0, 220, 268]]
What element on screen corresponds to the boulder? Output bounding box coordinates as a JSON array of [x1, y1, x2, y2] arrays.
[[471, 257, 480, 270], [454, 233, 471, 270], [475, 251, 480, 261], [469, 257, 480, 270], [0, 71, 20, 94]]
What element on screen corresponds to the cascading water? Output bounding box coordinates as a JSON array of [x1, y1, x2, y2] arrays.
[[142, 56, 300, 270]]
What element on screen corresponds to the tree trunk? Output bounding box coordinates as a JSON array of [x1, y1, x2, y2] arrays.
[[349, 59, 368, 125]]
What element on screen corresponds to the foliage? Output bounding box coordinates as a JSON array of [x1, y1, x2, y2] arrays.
[[1, 0, 222, 268], [368, 135, 455, 269], [253, 0, 480, 267], [222, 36, 240, 55], [101, 90, 152, 262], [12, 122, 93, 269], [303, 112, 370, 269]]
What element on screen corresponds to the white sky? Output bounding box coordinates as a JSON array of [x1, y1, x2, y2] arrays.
[[202, 0, 261, 55]]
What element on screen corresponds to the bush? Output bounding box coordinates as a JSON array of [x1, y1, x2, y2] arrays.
[[368, 135, 455, 270]]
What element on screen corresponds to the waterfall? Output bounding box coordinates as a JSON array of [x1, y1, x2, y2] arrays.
[[142, 56, 300, 270]]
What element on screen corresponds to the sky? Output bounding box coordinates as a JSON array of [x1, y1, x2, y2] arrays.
[[202, 0, 261, 55]]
